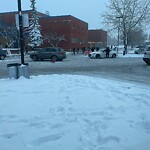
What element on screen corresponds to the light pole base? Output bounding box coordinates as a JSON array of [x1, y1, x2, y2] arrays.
[[7, 63, 30, 79], [18, 63, 30, 79]]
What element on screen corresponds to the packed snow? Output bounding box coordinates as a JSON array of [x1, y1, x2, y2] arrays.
[[0, 74, 150, 150]]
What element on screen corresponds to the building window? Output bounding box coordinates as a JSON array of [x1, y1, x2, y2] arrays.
[[72, 38, 79, 43], [72, 25, 75, 30]]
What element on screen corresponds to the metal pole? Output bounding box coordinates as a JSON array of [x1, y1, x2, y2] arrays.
[[117, 22, 120, 54], [116, 16, 123, 54], [17, 0, 24, 64]]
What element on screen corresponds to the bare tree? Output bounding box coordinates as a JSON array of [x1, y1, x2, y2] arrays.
[[128, 27, 146, 46], [102, 0, 150, 53], [43, 32, 66, 47], [0, 24, 18, 48], [107, 34, 117, 46]]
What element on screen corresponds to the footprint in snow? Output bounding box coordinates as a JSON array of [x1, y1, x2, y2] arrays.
[[31, 133, 64, 146], [2, 133, 18, 139]]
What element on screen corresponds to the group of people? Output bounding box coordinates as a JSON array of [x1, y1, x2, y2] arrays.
[[72, 46, 112, 58], [72, 47, 80, 55]]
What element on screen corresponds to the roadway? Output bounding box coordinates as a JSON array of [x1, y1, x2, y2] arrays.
[[0, 53, 149, 86]]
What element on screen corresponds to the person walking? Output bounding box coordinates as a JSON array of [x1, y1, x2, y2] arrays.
[[72, 48, 76, 55]]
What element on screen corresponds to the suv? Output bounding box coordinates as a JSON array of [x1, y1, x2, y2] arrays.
[[143, 47, 150, 65], [30, 47, 67, 61], [0, 46, 7, 60]]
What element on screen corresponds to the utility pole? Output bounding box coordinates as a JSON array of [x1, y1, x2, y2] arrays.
[[17, 0, 24, 64]]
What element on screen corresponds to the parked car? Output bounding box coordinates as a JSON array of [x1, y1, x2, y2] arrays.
[[88, 49, 117, 59], [30, 47, 67, 61], [0, 46, 7, 60], [143, 47, 150, 65], [134, 48, 145, 54]]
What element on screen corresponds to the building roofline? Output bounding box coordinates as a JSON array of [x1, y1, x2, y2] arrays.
[[88, 29, 107, 32], [0, 10, 46, 15], [39, 15, 88, 24], [0, 10, 30, 14], [0, 10, 87, 25]]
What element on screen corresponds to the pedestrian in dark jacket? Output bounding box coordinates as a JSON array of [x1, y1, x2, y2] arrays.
[[72, 48, 76, 55], [105, 47, 111, 58]]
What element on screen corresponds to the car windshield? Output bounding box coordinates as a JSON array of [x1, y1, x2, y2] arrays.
[[58, 48, 65, 52], [35, 49, 44, 53]]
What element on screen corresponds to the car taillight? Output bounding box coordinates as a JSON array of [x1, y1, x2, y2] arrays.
[[59, 52, 64, 55]]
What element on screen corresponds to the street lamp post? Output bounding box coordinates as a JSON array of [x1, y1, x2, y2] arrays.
[[7, 0, 29, 79], [17, 0, 24, 64]]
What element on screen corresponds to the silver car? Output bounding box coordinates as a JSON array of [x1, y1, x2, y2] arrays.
[[30, 47, 66, 61], [88, 49, 117, 59], [143, 47, 150, 65]]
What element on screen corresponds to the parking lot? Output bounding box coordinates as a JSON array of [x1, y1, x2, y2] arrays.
[[0, 53, 150, 86]]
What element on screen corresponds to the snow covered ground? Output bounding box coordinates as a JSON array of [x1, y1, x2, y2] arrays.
[[118, 53, 144, 58], [0, 74, 150, 150]]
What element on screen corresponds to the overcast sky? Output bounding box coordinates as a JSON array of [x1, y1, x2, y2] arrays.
[[0, 0, 109, 29]]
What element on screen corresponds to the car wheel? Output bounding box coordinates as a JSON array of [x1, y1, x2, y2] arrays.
[[32, 55, 38, 61], [96, 54, 100, 59], [51, 55, 58, 61], [0, 55, 5, 60], [112, 54, 116, 58], [145, 62, 150, 65]]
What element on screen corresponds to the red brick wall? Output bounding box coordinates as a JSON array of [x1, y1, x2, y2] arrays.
[[88, 29, 107, 47], [39, 15, 88, 51]]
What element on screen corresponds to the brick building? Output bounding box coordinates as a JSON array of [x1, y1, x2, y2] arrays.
[[39, 15, 88, 50], [88, 29, 107, 48], [0, 10, 107, 51]]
